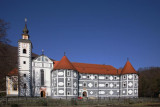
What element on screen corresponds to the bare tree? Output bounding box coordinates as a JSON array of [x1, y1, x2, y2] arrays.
[[0, 19, 10, 44], [0, 19, 11, 93]]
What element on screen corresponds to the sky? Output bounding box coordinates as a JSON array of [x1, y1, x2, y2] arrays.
[[1, 0, 160, 70]]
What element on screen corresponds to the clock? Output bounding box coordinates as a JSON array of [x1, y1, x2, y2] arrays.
[[22, 43, 27, 48]]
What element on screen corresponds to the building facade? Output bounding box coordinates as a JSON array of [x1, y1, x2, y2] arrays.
[[6, 23, 138, 98]]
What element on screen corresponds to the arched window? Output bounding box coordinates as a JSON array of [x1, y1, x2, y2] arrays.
[[12, 83, 17, 91], [23, 49, 26, 54], [41, 69, 44, 86]]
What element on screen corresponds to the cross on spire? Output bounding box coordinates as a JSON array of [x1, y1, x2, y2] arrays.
[[25, 18, 27, 24], [64, 52, 66, 56], [42, 49, 44, 55]]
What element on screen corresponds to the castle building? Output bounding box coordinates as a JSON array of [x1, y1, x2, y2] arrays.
[[6, 22, 138, 98]]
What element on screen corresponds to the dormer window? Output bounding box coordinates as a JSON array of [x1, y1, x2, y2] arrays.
[[23, 49, 26, 54]]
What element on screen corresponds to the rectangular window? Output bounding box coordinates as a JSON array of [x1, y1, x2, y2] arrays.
[[134, 75, 137, 79], [114, 84, 117, 88], [123, 75, 126, 79], [23, 49, 26, 54], [106, 83, 109, 87], [23, 61, 26, 64], [106, 76, 108, 80], [94, 75, 97, 79], [67, 82, 70, 86], [79, 74, 82, 79], [87, 75, 90, 79], [67, 71, 70, 76], [94, 82, 97, 87], [24, 74, 26, 77], [67, 91, 70, 95], [83, 82, 87, 87], [41, 69, 44, 86], [123, 82, 126, 87], [24, 83, 26, 89], [134, 83, 137, 87], [13, 83, 17, 91], [114, 76, 117, 80]]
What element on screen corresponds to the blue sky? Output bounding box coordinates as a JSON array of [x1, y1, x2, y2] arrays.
[[1, 0, 160, 70]]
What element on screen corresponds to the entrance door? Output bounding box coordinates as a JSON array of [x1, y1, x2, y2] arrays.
[[41, 91, 45, 97], [83, 91, 87, 97]]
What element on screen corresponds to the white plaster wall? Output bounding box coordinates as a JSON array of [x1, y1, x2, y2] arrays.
[[18, 42, 31, 57], [18, 41, 32, 96], [32, 55, 53, 97], [19, 57, 30, 70], [6, 76, 18, 96]]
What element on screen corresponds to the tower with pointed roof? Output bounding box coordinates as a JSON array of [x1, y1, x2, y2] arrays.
[[52, 55, 79, 99], [120, 60, 138, 97], [18, 19, 32, 96]]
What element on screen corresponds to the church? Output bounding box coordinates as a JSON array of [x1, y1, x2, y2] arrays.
[[6, 22, 138, 99]]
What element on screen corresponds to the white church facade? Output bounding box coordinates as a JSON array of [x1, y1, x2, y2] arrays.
[[6, 22, 138, 99]]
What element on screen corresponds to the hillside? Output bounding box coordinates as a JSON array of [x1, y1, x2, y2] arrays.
[[0, 43, 38, 91], [138, 67, 160, 97]]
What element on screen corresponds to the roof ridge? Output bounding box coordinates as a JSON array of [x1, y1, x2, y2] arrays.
[[72, 62, 112, 66]]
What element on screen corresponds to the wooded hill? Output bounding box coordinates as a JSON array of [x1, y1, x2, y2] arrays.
[[0, 43, 38, 91], [138, 67, 160, 97]]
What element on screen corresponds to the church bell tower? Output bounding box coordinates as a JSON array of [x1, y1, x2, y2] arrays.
[[18, 19, 32, 96]]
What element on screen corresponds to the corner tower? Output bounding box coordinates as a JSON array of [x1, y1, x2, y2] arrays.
[[18, 19, 32, 96], [52, 55, 78, 99]]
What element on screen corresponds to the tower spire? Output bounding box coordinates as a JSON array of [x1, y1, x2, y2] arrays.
[[23, 18, 29, 35]]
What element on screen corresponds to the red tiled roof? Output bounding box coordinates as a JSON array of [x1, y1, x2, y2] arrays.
[[53, 61, 59, 67], [121, 60, 137, 74], [7, 68, 18, 76], [53, 56, 137, 75], [54, 56, 77, 70], [72, 62, 120, 75]]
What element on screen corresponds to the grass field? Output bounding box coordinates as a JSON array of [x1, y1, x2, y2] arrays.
[[0, 97, 160, 107]]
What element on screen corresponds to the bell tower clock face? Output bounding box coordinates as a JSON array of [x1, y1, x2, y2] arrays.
[[22, 43, 27, 48]]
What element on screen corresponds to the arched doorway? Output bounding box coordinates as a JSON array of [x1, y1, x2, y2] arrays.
[[41, 91, 45, 97], [82, 91, 87, 97]]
